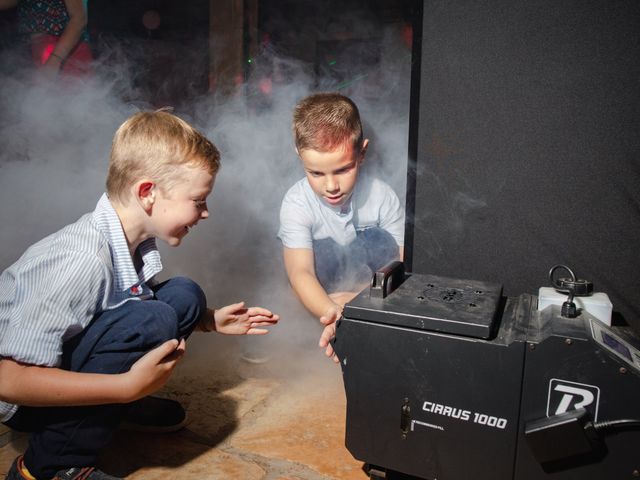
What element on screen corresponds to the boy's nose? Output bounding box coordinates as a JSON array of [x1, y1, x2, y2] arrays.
[[325, 176, 339, 193], [201, 209, 209, 219]]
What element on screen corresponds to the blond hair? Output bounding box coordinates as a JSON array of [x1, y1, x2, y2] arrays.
[[106, 111, 220, 204], [292, 93, 363, 153]]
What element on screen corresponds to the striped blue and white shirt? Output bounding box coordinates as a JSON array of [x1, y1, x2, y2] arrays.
[[0, 193, 162, 421]]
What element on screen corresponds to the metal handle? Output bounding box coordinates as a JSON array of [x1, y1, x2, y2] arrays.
[[370, 260, 406, 299]]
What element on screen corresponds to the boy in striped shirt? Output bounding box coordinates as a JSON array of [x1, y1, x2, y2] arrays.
[[0, 111, 278, 480]]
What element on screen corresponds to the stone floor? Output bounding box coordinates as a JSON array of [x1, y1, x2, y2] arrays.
[[0, 313, 370, 480]]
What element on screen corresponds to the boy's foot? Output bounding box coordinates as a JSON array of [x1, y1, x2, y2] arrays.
[[119, 396, 189, 433], [5, 456, 30, 480], [52, 466, 121, 480], [5, 456, 121, 480]]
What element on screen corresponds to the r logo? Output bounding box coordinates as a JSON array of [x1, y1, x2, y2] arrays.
[[547, 379, 600, 421]]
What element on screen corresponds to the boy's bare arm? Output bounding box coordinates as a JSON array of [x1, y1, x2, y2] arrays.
[[283, 247, 342, 321], [0, 338, 184, 407], [49, 0, 87, 58]]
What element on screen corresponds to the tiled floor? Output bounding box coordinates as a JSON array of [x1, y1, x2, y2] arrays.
[[0, 315, 369, 479]]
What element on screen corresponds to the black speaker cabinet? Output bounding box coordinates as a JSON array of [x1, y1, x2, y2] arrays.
[[405, 0, 640, 334]]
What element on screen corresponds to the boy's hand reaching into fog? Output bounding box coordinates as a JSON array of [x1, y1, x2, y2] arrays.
[[319, 302, 342, 326], [319, 303, 343, 364], [212, 302, 279, 335], [319, 322, 340, 364]]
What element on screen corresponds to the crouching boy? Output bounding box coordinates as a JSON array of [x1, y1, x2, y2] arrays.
[[0, 111, 278, 479], [277, 93, 404, 360]]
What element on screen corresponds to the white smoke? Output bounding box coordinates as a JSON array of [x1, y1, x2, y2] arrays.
[[0, 19, 412, 368]]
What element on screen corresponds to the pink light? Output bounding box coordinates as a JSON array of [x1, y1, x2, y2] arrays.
[[258, 77, 273, 95], [41, 42, 56, 65]]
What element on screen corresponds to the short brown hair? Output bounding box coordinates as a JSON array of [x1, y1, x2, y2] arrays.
[[106, 111, 220, 204], [292, 93, 363, 153]]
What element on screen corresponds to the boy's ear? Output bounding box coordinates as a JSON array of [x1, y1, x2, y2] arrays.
[[359, 139, 370, 163], [136, 180, 156, 212]]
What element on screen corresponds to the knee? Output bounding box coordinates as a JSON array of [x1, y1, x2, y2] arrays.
[[357, 228, 399, 270], [159, 276, 207, 312], [312, 239, 345, 292], [152, 277, 208, 339], [172, 276, 207, 309], [136, 301, 180, 345], [358, 227, 395, 245]]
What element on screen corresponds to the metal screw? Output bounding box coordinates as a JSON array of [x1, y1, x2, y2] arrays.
[[632, 469, 639, 477], [620, 367, 628, 375], [565, 338, 573, 345], [529, 343, 536, 350]]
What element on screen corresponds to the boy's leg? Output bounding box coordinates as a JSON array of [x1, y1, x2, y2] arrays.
[[353, 228, 400, 272], [314, 235, 394, 294], [325, 228, 399, 295], [6, 277, 206, 478], [313, 238, 348, 293], [151, 276, 207, 340], [120, 277, 206, 431]]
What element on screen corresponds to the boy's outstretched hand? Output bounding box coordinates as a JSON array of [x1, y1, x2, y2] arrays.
[[319, 302, 342, 326], [318, 322, 340, 364], [213, 302, 279, 335], [319, 303, 342, 364]]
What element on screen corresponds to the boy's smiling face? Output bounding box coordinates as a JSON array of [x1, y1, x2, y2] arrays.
[[299, 139, 368, 208], [151, 165, 215, 247]]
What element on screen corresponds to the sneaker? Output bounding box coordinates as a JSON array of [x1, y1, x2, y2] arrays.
[[119, 396, 188, 433], [52, 467, 121, 480], [5, 457, 29, 480], [5, 456, 121, 480]]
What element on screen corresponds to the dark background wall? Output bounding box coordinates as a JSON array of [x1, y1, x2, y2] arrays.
[[87, 0, 210, 109], [407, 0, 640, 333]]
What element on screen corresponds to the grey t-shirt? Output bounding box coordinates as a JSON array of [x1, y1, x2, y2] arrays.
[[278, 175, 404, 249]]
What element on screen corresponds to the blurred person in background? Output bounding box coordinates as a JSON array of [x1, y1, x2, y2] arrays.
[[0, 0, 92, 77]]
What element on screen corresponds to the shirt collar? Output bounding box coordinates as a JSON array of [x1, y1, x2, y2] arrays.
[[93, 193, 162, 292], [334, 195, 353, 216]]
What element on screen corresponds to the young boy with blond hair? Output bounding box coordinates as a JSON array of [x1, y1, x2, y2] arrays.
[[0, 111, 279, 480], [278, 93, 404, 359]]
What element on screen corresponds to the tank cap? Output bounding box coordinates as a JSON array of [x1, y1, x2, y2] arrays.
[[549, 264, 594, 297]]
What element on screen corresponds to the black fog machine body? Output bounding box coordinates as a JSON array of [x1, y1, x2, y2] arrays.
[[332, 262, 640, 479]]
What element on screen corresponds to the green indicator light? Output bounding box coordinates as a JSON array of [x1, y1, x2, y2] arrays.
[[328, 60, 337, 66], [336, 73, 368, 90]]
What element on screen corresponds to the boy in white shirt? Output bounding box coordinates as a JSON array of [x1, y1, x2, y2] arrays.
[[278, 93, 404, 359]]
